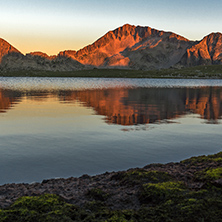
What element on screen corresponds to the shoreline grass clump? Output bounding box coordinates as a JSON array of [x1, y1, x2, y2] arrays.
[[0, 64, 221, 78], [139, 181, 188, 204]]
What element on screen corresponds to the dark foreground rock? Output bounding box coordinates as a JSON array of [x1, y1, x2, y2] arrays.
[[0, 152, 222, 221]]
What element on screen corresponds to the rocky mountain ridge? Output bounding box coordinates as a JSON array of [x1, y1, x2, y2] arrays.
[[0, 24, 221, 71], [179, 32, 222, 66], [0, 38, 21, 63]]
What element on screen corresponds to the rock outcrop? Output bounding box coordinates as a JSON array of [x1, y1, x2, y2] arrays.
[[0, 38, 22, 63], [179, 32, 222, 66]]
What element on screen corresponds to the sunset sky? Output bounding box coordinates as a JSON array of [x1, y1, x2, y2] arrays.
[[1, 0, 221, 55]]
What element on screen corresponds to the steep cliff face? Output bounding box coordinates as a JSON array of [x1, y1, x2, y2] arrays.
[[58, 50, 76, 59], [0, 38, 21, 62], [179, 32, 222, 66]]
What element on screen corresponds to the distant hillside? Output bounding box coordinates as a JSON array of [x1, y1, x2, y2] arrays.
[[0, 42, 85, 71], [0, 24, 221, 71]]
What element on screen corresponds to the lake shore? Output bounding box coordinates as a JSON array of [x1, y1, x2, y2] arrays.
[[0, 64, 222, 79], [0, 151, 222, 221]]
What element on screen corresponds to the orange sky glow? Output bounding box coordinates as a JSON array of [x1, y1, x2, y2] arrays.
[[0, 0, 221, 55]]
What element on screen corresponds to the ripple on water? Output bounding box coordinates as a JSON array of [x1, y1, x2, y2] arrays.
[[1, 77, 222, 91]]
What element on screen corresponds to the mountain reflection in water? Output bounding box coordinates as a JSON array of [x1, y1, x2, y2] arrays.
[[1, 87, 222, 124]]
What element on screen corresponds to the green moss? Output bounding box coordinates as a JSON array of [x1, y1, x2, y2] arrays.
[[84, 200, 108, 212], [0, 194, 88, 222], [103, 210, 137, 222], [175, 197, 222, 222], [86, 188, 110, 201], [1, 151, 222, 221], [112, 170, 173, 185], [10, 194, 63, 212], [139, 181, 188, 204], [138, 188, 222, 222], [127, 170, 172, 182], [205, 168, 222, 180], [181, 152, 222, 165], [214, 157, 222, 162], [83, 202, 136, 221], [196, 167, 222, 181], [104, 214, 128, 222], [1, 189, 222, 221]]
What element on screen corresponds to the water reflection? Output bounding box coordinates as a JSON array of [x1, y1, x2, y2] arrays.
[[1, 79, 222, 185], [1, 87, 222, 124], [0, 89, 22, 113]]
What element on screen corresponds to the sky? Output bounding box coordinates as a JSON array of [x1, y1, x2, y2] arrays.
[[0, 0, 222, 55]]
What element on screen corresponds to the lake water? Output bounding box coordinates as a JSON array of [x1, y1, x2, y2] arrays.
[[0, 77, 222, 185]]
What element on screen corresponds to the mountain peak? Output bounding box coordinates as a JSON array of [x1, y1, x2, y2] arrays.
[[69, 24, 192, 68], [208, 32, 222, 36], [202, 32, 222, 41], [122, 23, 135, 28], [178, 32, 222, 66]]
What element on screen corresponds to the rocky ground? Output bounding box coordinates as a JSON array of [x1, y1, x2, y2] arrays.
[[0, 154, 221, 209], [0, 152, 222, 221]]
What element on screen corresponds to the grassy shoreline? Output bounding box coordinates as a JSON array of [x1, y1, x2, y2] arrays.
[[0, 65, 222, 78]]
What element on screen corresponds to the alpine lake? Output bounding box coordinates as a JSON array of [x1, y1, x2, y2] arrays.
[[0, 77, 222, 185]]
